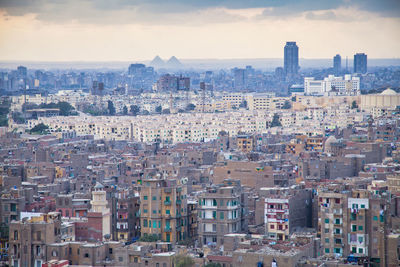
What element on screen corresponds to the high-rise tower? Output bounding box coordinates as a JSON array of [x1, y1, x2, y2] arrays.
[[354, 53, 367, 74], [284, 42, 299, 76], [333, 54, 341, 74]]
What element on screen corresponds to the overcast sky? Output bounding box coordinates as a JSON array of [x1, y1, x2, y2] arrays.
[[0, 0, 399, 61]]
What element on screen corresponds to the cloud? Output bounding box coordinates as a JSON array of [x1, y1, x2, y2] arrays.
[[0, 0, 398, 26], [305, 11, 337, 21]]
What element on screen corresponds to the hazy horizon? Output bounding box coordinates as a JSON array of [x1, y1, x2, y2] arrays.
[[1, 1, 399, 61]]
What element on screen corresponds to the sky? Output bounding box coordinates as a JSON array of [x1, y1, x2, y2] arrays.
[[0, 0, 399, 61]]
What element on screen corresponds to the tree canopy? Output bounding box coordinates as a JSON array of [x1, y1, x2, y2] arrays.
[[271, 113, 282, 127], [30, 123, 49, 134]]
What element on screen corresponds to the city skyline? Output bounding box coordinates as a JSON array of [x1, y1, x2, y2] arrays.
[[0, 0, 399, 61]]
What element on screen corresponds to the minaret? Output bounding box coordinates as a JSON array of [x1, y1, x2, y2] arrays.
[[367, 116, 374, 141], [90, 182, 111, 240]]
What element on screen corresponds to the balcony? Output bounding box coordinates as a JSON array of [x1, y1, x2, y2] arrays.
[[164, 188, 172, 193], [164, 200, 171, 205], [176, 200, 182, 205], [164, 227, 172, 232]]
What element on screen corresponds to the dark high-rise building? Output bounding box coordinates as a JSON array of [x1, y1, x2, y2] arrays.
[[284, 42, 299, 76], [233, 68, 246, 90], [156, 74, 190, 91], [354, 53, 367, 74], [333, 54, 341, 74], [17, 66, 27, 78], [128, 63, 146, 75]]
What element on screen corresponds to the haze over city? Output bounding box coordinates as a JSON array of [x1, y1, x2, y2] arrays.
[[0, 0, 400, 61], [2, 1, 400, 267]]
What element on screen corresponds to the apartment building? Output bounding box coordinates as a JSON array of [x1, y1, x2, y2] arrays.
[[318, 190, 350, 257], [140, 178, 188, 243], [262, 187, 312, 240], [9, 212, 62, 267], [198, 179, 248, 248], [236, 135, 254, 153], [115, 190, 140, 242]]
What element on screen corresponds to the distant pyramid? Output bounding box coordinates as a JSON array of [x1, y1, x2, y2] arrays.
[[166, 56, 183, 68], [150, 55, 165, 68]]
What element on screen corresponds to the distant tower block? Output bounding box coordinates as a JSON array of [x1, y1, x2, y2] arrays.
[[200, 82, 206, 113]]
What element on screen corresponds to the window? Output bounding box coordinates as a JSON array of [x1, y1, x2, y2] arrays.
[[143, 209, 148, 213], [14, 231, 18, 240], [373, 216, 378, 221], [335, 228, 340, 234], [152, 196, 156, 200], [109, 248, 113, 254], [325, 248, 330, 254], [324, 219, 329, 223], [358, 236, 363, 243], [358, 248, 363, 254], [220, 200, 224, 206], [352, 225, 357, 232], [324, 228, 329, 233], [84, 253, 89, 258], [143, 219, 148, 227], [36, 246, 41, 256], [335, 198, 340, 204], [220, 212, 224, 219], [325, 238, 329, 243], [52, 250, 58, 257], [37, 231, 41, 241], [361, 204, 365, 209], [119, 257, 123, 262], [270, 224, 274, 229], [166, 210, 170, 215], [358, 225, 363, 231], [144, 196, 148, 200], [352, 247, 357, 253], [335, 219, 340, 224]]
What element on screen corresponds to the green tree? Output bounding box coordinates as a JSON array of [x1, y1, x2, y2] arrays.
[[107, 100, 116, 115], [130, 105, 140, 115], [205, 263, 222, 267], [138, 235, 159, 242], [123, 105, 128, 115], [351, 100, 358, 109], [186, 103, 196, 111], [174, 255, 195, 267], [281, 100, 292, 109], [38, 101, 75, 116], [270, 113, 282, 127], [57, 101, 75, 116], [239, 100, 248, 109], [30, 123, 49, 134], [162, 109, 171, 114], [155, 105, 162, 113]]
